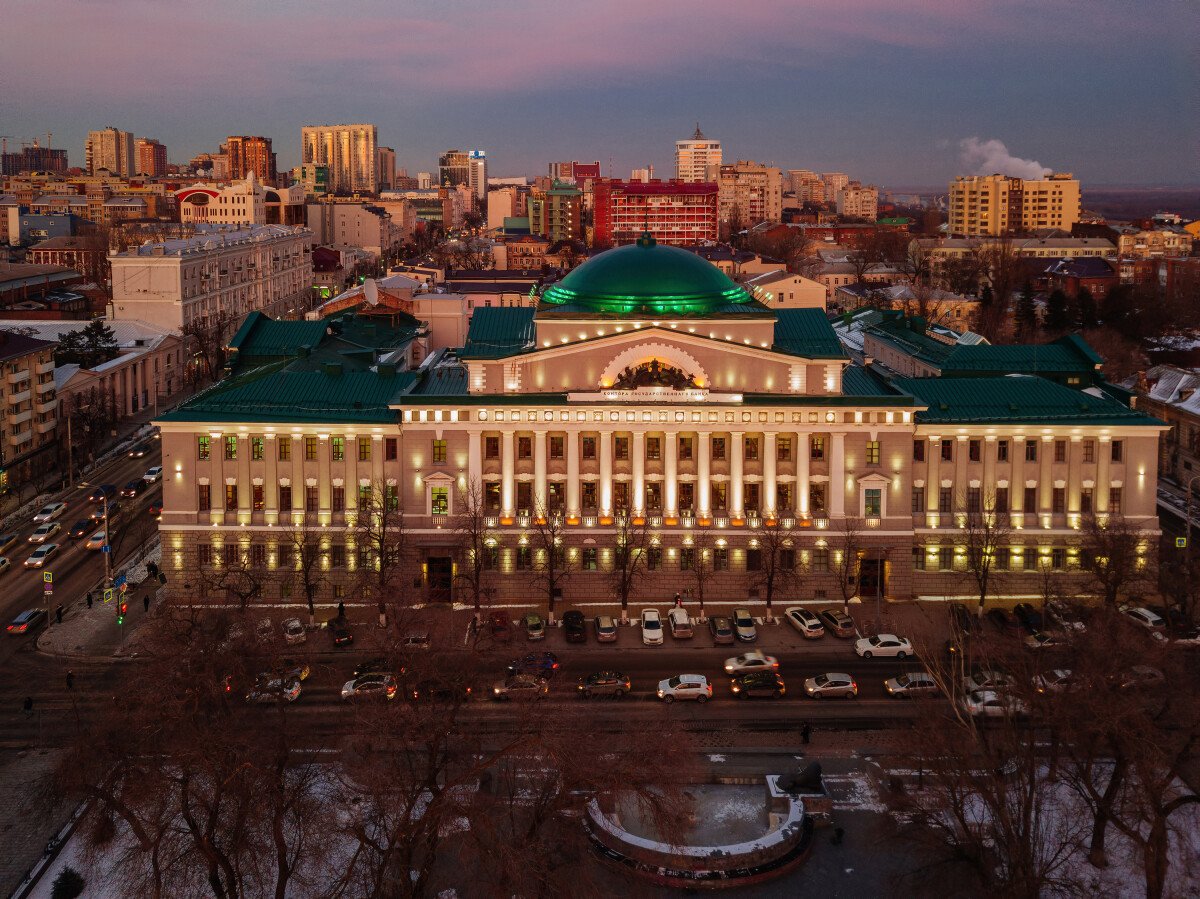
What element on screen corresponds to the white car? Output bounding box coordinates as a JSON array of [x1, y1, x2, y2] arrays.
[[144, 466, 163, 483], [247, 676, 302, 704], [854, 634, 913, 659], [0, 557, 9, 574], [1033, 668, 1075, 694], [783, 606, 825, 638], [24, 543, 59, 568], [657, 674, 711, 703], [1024, 631, 1068, 650], [963, 689, 1027, 718], [84, 531, 107, 551], [1121, 606, 1167, 633], [256, 618, 275, 643], [32, 502, 67, 523], [963, 669, 1013, 694], [804, 672, 857, 699], [282, 617, 307, 645], [723, 650, 779, 675], [1118, 665, 1165, 689], [885, 671, 939, 698], [28, 522, 61, 544], [641, 608, 663, 645], [341, 674, 398, 700]]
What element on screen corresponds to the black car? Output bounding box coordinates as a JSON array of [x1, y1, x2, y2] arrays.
[[353, 656, 395, 680], [986, 608, 1021, 636], [1147, 605, 1199, 640], [411, 675, 472, 702], [577, 670, 631, 698], [67, 519, 92, 539], [129, 443, 152, 458], [1012, 603, 1043, 633], [507, 651, 559, 678], [88, 485, 117, 503], [329, 617, 353, 646], [121, 479, 147, 498], [89, 501, 121, 521], [731, 671, 786, 699], [7, 608, 48, 634], [562, 610, 587, 643], [950, 602, 979, 634]]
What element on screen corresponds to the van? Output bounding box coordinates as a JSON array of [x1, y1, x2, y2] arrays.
[[668, 607, 693, 639]]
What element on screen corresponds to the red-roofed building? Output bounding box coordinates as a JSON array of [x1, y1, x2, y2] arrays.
[[593, 179, 718, 248]]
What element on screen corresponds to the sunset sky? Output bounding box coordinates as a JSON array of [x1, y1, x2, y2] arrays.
[[6, 0, 1195, 186]]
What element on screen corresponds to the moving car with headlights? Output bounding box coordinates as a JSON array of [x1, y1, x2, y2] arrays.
[[854, 634, 912, 659], [0, 533, 17, 554], [594, 614, 618, 643], [577, 671, 631, 698], [731, 607, 758, 642], [32, 502, 67, 523], [818, 608, 856, 638], [804, 672, 857, 699], [144, 466, 162, 483], [67, 519, 91, 539], [89, 501, 120, 521], [411, 675, 472, 702], [657, 674, 711, 703], [507, 651, 559, 678], [7, 608, 48, 634], [87, 485, 116, 503], [641, 608, 664, 645], [29, 522, 61, 543], [492, 674, 549, 700], [271, 659, 310, 682], [962, 689, 1027, 718], [84, 531, 107, 550], [885, 671, 939, 698], [282, 617, 306, 645], [247, 676, 302, 704], [784, 606, 825, 638], [563, 609, 587, 643], [25, 543, 59, 568], [723, 650, 779, 675], [731, 671, 786, 699], [341, 673, 398, 700]]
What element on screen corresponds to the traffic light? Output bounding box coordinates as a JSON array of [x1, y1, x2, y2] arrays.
[[118, 601, 127, 624]]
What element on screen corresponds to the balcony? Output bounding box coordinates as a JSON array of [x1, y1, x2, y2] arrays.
[[679, 513, 696, 528], [36, 398, 57, 414], [8, 409, 32, 426], [8, 390, 30, 406], [36, 418, 57, 434], [35, 380, 55, 395], [5, 368, 30, 385], [484, 515, 500, 527], [7, 427, 32, 447], [431, 511, 450, 528], [34, 360, 54, 375]]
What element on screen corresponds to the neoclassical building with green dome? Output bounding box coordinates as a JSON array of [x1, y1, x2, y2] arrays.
[[157, 234, 1165, 611]]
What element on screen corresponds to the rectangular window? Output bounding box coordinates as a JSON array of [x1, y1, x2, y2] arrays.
[[518, 436, 532, 459], [864, 488, 881, 517], [582, 548, 598, 571], [778, 484, 791, 511], [812, 548, 829, 571], [305, 437, 317, 460], [810, 483, 826, 512], [279, 484, 292, 509], [251, 437, 264, 460], [485, 436, 500, 459], [482, 546, 499, 570], [996, 487, 1009, 513], [1024, 486, 1037, 512], [1054, 440, 1066, 463], [679, 437, 693, 460], [613, 437, 628, 460], [780, 549, 796, 570], [967, 487, 981, 513], [712, 437, 726, 460], [744, 483, 759, 512], [385, 485, 398, 512], [1025, 440, 1038, 462], [225, 484, 238, 511], [940, 439, 953, 461], [1111, 440, 1123, 462], [330, 545, 345, 568], [332, 486, 344, 512], [811, 437, 824, 460], [744, 437, 759, 461], [1051, 547, 1066, 569], [866, 441, 880, 465], [746, 548, 762, 571], [1081, 487, 1093, 514], [225, 435, 238, 460], [582, 436, 596, 459], [278, 439, 291, 461], [647, 547, 662, 571], [253, 484, 264, 510], [938, 487, 953, 514], [387, 437, 398, 460], [646, 437, 660, 461], [306, 486, 319, 512], [331, 437, 344, 461], [198, 544, 212, 566], [777, 438, 791, 461], [938, 547, 954, 571], [198, 436, 210, 460], [997, 439, 1009, 462], [913, 439, 925, 462], [679, 483, 694, 511], [912, 486, 925, 514], [969, 439, 981, 462], [486, 483, 502, 511], [581, 482, 597, 509], [549, 436, 564, 459], [680, 548, 695, 571], [1052, 487, 1065, 513], [713, 548, 729, 571], [1083, 439, 1095, 463], [516, 547, 532, 570], [518, 482, 532, 511], [1109, 487, 1122, 513], [432, 440, 447, 463], [198, 484, 211, 510], [612, 483, 628, 510], [711, 482, 727, 510], [646, 483, 662, 510], [359, 437, 371, 461], [357, 485, 370, 510], [1023, 551, 1038, 571], [431, 487, 449, 514], [995, 547, 1010, 570]]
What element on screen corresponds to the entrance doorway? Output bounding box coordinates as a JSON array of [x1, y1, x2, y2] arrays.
[[427, 556, 453, 604], [858, 556, 887, 597]]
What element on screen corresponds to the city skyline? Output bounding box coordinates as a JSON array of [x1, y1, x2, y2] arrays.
[[5, 0, 1196, 187]]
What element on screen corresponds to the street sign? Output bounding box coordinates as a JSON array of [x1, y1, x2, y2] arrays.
[[44, 582, 53, 594], [103, 588, 114, 603], [1177, 537, 1187, 548], [114, 574, 126, 588], [101, 545, 111, 553], [43, 571, 52, 583]]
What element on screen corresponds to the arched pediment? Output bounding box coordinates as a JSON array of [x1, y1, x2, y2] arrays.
[[599, 342, 708, 390]]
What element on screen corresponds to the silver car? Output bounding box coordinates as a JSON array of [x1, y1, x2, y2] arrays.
[[804, 672, 857, 699], [731, 607, 758, 642], [885, 671, 939, 698]]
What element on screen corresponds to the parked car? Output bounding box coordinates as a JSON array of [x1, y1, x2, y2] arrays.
[[723, 650, 779, 675], [67, 519, 92, 539], [129, 443, 152, 458], [731, 671, 786, 699], [1024, 631, 1069, 650], [1046, 599, 1087, 633], [1013, 603, 1044, 633], [89, 501, 121, 521], [84, 531, 107, 551], [24, 543, 59, 568], [247, 676, 302, 704], [818, 608, 855, 638], [963, 689, 1027, 718], [885, 671, 939, 698], [1033, 669, 1075, 694], [708, 615, 735, 645], [1146, 605, 1200, 643], [32, 502, 67, 523], [986, 607, 1021, 636], [854, 634, 913, 659], [949, 602, 979, 634], [641, 608, 664, 645], [523, 612, 546, 641], [488, 611, 512, 642], [963, 668, 1013, 694], [341, 674, 397, 700], [1118, 665, 1165, 690], [1120, 605, 1166, 634], [282, 617, 306, 645], [28, 522, 61, 543], [87, 485, 116, 503], [507, 651, 559, 678], [731, 607, 758, 642], [144, 466, 163, 483], [667, 607, 693, 639], [7, 608, 48, 634], [255, 618, 275, 643], [400, 632, 430, 650], [492, 674, 549, 700], [804, 672, 857, 700], [594, 614, 618, 643], [271, 659, 310, 681], [328, 618, 353, 646], [784, 606, 825, 638], [562, 609, 587, 643], [657, 674, 712, 703], [577, 671, 631, 698]]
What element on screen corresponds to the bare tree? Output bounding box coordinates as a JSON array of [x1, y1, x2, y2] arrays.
[[1080, 512, 1148, 607], [960, 493, 1011, 618], [201, 542, 265, 609], [182, 309, 236, 384], [748, 518, 804, 621], [452, 479, 494, 618], [527, 498, 574, 622], [684, 527, 717, 619], [832, 515, 864, 614], [609, 513, 652, 623], [281, 517, 326, 627], [354, 479, 411, 619]]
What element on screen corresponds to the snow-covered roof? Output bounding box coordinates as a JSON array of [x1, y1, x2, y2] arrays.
[[1141, 364, 1200, 416]]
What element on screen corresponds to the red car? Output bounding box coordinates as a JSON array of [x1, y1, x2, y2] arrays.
[[488, 611, 511, 642]]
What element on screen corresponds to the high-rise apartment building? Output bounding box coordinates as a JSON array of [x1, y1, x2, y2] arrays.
[[300, 124, 377, 195], [439, 150, 470, 189], [593, 179, 718, 247], [528, 180, 583, 243], [135, 138, 168, 177], [717, 160, 783, 228], [86, 127, 135, 176], [376, 147, 396, 192], [836, 183, 879, 222], [948, 173, 1081, 237], [821, 173, 849, 196], [1, 143, 68, 176], [674, 124, 722, 182], [468, 151, 487, 202], [226, 136, 276, 185]]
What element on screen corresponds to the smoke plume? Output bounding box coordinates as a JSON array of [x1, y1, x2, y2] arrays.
[[959, 138, 1052, 180]]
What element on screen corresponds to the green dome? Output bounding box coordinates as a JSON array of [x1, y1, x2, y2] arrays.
[[541, 233, 752, 315]]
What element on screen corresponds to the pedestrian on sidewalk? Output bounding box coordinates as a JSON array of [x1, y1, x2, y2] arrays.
[[801, 721, 811, 745], [66, 670, 74, 691], [55, 603, 64, 624], [337, 600, 346, 620], [23, 697, 33, 718], [86, 592, 93, 610], [674, 593, 682, 608], [144, 594, 150, 613]]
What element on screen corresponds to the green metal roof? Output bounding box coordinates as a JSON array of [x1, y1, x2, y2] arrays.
[[867, 318, 958, 365], [227, 312, 328, 360], [842, 364, 901, 397], [773, 309, 848, 359], [461, 307, 536, 359], [410, 366, 469, 396], [940, 335, 1104, 375], [896, 376, 1163, 426], [540, 233, 752, 316]]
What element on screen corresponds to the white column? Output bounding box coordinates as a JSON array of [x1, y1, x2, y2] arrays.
[[1011, 435, 1025, 515], [237, 435, 251, 519], [730, 431, 744, 517], [796, 431, 809, 515], [983, 436, 996, 509], [291, 435, 305, 520], [698, 431, 711, 517], [210, 433, 223, 525], [955, 435, 968, 514], [831, 432, 845, 517], [566, 430, 580, 517], [467, 430, 482, 493], [600, 431, 613, 515], [344, 432, 357, 524], [764, 431, 777, 516], [265, 433, 279, 524], [501, 430, 515, 517], [632, 431, 645, 513], [318, 434, 331, 515], [371, 435, 384, 485], [1096, 437, 1111, 513], [1068, 436, 1082, 515], [1040, 436, 1053, 515], [665, 431, 678, 516], [533, 429, 547, 515], [926, 436, 939, 522]]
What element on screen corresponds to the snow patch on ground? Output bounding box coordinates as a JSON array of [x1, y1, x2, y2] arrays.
[[708, 753, 727, 763]]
